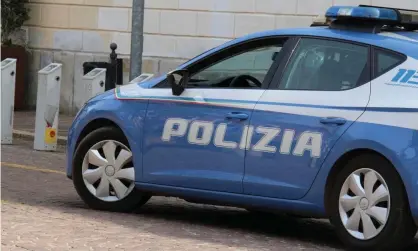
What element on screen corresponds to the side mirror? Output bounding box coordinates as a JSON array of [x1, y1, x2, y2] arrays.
[[167, 69, 189, 96]]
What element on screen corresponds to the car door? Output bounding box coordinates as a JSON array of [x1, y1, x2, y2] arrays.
[[142, 37, 292, 193], [243, 37, 371, 199]]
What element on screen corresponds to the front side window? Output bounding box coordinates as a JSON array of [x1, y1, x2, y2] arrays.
[[279, 38, 369, 91], [189, 45, 282, 89]]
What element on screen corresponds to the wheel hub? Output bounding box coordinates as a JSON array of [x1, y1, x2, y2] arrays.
[[105, 165, 116, 176], [359, 197, 369, 210]]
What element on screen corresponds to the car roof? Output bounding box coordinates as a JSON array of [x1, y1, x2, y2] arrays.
[[239, 27, 418, 58], [181, 27, 418, 69]]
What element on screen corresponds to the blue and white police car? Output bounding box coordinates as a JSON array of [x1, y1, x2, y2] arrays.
[[67, 5, 418, 250]]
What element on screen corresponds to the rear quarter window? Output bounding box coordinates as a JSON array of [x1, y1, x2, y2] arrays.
[[374, 48, 406, 78]]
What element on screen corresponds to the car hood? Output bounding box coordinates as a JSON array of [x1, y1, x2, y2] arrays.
[[87, 75, 167, 103], [136, 75, 167, 88]]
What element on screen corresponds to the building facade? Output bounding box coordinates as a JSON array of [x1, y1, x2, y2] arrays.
[[24, 0, 415, 114]]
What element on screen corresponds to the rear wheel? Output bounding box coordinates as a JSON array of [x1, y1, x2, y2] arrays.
[[72, 126, 151, 212], [328, 154, 417, 251]]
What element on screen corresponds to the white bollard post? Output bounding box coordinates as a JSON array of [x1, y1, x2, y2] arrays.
[[34, 63, 62, 151], [1, 58, 17, 144], [83, 68, 106, 102], [129, 73, 154, 84]]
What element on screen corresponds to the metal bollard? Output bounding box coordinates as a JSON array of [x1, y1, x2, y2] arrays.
[[1, 58, 17, 144], [129, 73, 155, 84], [83, 68, 106, 102], [34, 63, 62, 151], [108, 43, 118, 90]]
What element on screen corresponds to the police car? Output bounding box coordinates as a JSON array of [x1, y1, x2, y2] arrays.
[[67, 5, 418, 250]]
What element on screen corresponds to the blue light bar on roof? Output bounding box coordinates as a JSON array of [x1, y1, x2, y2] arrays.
[[325, 6, 399, 21]]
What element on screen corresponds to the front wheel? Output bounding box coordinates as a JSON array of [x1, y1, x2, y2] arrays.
[[72, 126, 151, 212], [328, 154, 417, 251]]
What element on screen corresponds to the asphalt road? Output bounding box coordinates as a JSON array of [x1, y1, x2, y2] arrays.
[[2, 138, 417, 250]]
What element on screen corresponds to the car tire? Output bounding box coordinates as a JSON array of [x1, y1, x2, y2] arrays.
[[328, 154, 417, 251], [72, 126, 151, 212]]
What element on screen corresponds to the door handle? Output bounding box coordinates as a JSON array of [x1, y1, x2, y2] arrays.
[[320, 117, 347, 125], [225, 112, 249, 121]]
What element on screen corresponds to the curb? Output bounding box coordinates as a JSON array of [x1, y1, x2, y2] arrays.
[[13, 130, 68, 145]]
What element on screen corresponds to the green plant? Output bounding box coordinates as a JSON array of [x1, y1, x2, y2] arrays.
[[1, 0, 30, 46]]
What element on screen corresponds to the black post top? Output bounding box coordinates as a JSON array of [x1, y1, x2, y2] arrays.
[[110, 43, 117, 51], [109, 43, 118, 62]]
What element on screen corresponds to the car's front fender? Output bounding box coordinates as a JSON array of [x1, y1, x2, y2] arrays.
[[66, 96, 149, 182]]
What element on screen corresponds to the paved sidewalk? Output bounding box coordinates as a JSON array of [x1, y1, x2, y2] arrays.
[[13, 111, 74, 141]]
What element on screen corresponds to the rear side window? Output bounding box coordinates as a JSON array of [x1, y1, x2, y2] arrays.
[[374, 48, 406, 78], [279, 38, 370, 91]]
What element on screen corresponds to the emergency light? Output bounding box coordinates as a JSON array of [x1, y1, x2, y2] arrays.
[[325, 6, 399, 21], [316, 5, 418, 32]]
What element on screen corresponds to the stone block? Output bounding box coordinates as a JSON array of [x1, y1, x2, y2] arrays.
[[84, 0, 132, 7], [69, 6, 98, 29], [40, 4, 69, 28], [98, 7, 129, 31], [160, 10, 197, 36], [53, 30, 83, 51], [145, 0, 179, 9], [234, 14, 275, 37], [128, 9, 132, 32], [371, 0, 414, 8], [179, 0, 215, 10], [197, 12, 234, 38], [82, 31, 112, 53], [144, 9, 160, 34], [28, 27, 53, 49], [175, 37, 228, 59], [214, 0, 255, 12], [143, 34, 177, 58], [296, 0, 332, 15], [255, 0, 297, 14], [275, 15, 314, 29]]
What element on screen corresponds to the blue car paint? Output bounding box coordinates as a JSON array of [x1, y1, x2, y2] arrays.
[[392, 31, 418, 41], [142, 100, 254, 194], [243, 109, 362, 200], [66, 27, 418, 223]]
